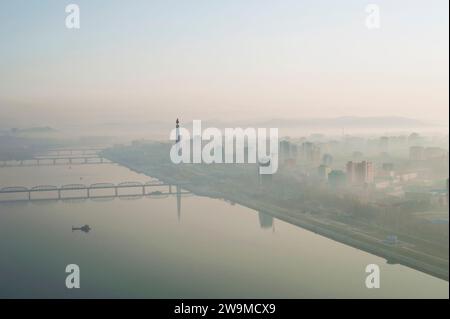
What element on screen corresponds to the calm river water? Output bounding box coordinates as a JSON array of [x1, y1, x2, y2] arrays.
[[0, 163, 448, 298]]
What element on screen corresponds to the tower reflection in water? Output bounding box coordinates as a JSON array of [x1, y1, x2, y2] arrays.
[[176, 184, 181, 221], [173, 183, 275, 232]]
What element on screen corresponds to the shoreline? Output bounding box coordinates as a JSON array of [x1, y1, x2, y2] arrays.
[[109, 156, 449, 282]]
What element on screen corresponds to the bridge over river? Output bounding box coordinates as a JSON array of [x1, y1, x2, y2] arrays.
[[0, 156, 111, 167], [35, 147, 105, 156], [0, 181, 191, 201]]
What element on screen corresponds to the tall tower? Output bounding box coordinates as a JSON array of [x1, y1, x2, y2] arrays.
[[175, 118, 181, 143]]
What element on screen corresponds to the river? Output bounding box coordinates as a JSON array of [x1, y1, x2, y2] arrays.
[[0, 163, 448, 298]]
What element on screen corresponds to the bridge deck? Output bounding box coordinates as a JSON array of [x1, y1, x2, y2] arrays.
[[0, 182, 191, 201], [0, 183, 185, 193], [0, 157, 111, 167]]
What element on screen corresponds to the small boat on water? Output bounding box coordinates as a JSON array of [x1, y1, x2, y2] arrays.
[[72, 224, 91, 233]]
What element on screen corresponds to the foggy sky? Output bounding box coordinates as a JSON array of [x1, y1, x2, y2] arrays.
[[0, 0, 448, 127]]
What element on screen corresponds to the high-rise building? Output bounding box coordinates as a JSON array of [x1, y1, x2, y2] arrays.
[[322, 153, 333, 166], [425, 147, 448, 160], [318, 165, 331, 180], [302, 142, 321, 164], [328, 170, 347, 188], [279, 140, 299, 166], [346, 161, 374, 185], [409, 146, 425, 161], [408, 133, 422, 146], [280, 140, 291, 160], [291, 144, 299, 158]]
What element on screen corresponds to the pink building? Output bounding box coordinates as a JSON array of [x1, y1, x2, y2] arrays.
[[346, 161, 374, 185]]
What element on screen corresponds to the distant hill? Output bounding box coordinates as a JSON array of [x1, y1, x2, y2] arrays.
[[11, 126, 57, 134], [257, 117, 431, 128]]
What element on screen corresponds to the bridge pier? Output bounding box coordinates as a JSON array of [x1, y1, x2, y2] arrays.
[[87, 188, 90, 198], [142, 186, 145, 195], [114, 187, 118, 196], [28, 191, 31, 200], [58, 189, 61, 200]]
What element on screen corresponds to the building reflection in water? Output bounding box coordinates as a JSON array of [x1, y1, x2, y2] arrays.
[[173, 184, 274, 232], [258, 211, 275, 232]]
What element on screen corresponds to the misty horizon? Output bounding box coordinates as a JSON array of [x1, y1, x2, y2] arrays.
[[1, 0, 449, 128]]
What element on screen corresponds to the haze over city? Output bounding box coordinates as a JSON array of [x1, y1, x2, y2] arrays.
[[0, 0, 448, 301]]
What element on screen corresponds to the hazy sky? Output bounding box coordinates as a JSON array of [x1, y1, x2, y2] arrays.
[[0, 0, 448, 127]]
